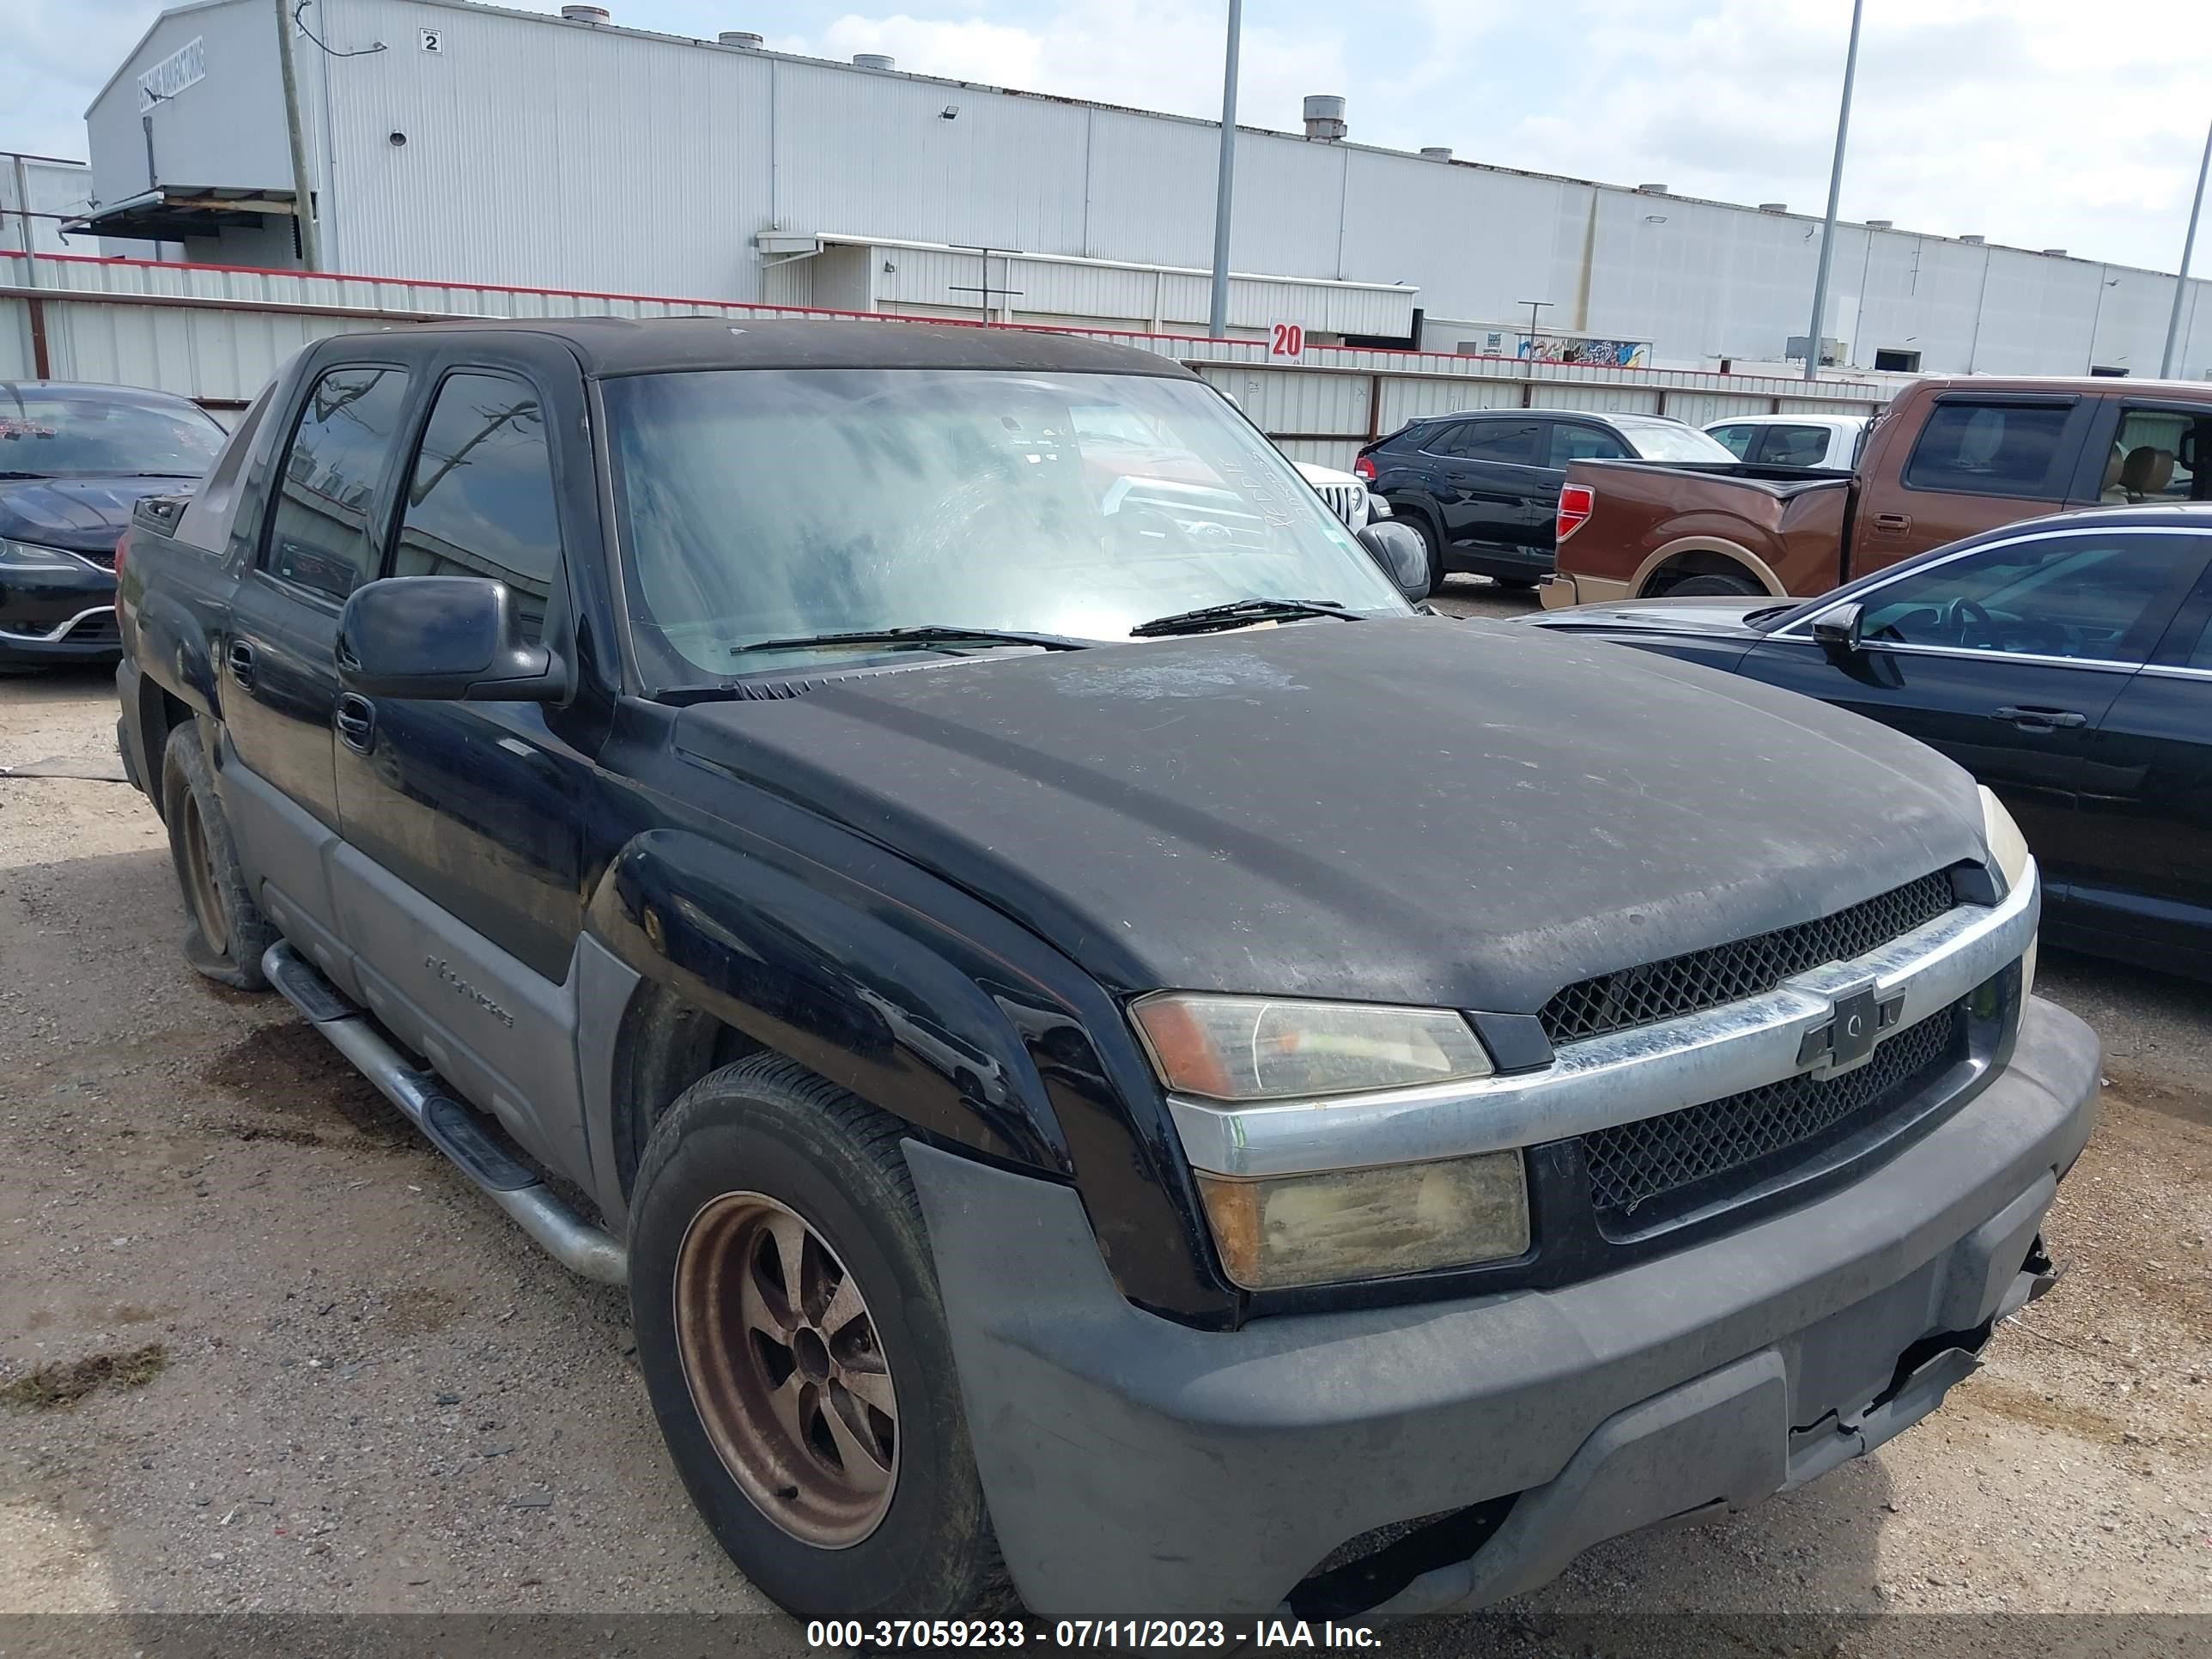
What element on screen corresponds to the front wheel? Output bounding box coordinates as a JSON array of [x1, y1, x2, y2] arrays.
[[629, 1054, 1001, 1620]]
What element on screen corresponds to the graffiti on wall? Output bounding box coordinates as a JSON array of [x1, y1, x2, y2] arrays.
[[1521, 335, 1651, 368]]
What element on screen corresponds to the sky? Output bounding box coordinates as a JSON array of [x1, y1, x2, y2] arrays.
[[9, 0, 2209, 276]]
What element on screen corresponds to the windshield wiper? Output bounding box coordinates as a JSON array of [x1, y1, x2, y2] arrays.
[[732, 624, 1091, 658], [1128, 598, 1356, 638]]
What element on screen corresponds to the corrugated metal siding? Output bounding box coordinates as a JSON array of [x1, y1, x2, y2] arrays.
[[0, 252, 1898, 435]]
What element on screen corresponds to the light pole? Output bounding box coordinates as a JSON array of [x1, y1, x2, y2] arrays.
[[274, 0, 322, 270], [1206, 0, 1243, 339], [1802, 0, 1865, 382], [1518, 299, 1553, 359], [2159, 115, 2211, 380]]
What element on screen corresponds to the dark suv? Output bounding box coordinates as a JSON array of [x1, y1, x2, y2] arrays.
[[1358, 410, 1735, 589], [116, 319, 2091, 1623]]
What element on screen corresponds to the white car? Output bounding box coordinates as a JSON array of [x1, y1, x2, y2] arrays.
[[1296, 460, 1389, 530], [1703, 413, 1870, 470]]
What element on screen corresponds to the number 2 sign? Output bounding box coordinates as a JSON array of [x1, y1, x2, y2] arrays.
[[1269, 322, 1306, 359]]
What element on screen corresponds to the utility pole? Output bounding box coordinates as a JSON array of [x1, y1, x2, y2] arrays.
[[274, 0, 322, 270], [1206, 0, 1243, 339], [1803, 0, 1865, 381], [1518, 299, 1553, 359], [2160, 115, 2211, 380]]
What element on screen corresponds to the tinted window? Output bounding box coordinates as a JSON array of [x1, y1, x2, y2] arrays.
[[1707, 423, 1756, 458], [1856, 533, 2191, 664], [392, 373, 561, 641], [264, 366, 410, 602], [1757, 424, 1834, 467], [1902, 402, 2072, 499], [1435, 420, 1540, 465], [1547, 424, 1627, 465]]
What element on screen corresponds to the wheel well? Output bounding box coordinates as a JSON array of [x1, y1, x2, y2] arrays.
[[138, 684, 196, 819], [611, 983, 763, 1200], [1639, 548, 1765, 597]]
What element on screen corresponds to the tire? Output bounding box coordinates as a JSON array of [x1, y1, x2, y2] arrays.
[[629, 1054, 1002, 1620], [160, 721, 274, 991], [1663, 572, 1763, 599]]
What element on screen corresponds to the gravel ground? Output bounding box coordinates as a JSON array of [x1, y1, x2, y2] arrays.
[[3, 654, 2209, 1657]]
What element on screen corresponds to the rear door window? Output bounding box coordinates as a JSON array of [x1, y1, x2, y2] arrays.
[[1902, 401, 2074, 500], [262, 366, 411, 603], [390, 371, 562, 641], [1438, 420, 1541, 465]]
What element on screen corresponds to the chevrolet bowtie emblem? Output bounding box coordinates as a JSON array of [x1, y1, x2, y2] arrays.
[[1796, 981, 1905, 1070]]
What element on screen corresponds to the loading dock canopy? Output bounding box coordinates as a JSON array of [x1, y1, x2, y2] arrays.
[[70, 185, 296, 244]]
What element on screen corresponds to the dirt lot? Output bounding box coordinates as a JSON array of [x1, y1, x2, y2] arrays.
[[3, 633, 2209, 1654]]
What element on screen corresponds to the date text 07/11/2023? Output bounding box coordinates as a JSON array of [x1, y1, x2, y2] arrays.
[[805, 1619, 1385, 1650]]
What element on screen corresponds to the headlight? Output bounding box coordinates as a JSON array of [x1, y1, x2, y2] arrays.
[[0, 537, 90, 570], [1979, 786, 2038, 998], [1194, 1153, 1530, 1289], [1131, 993, 1492, 1101]]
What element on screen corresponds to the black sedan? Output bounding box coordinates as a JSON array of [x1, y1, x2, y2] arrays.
[[1523, 504, 2212, 979], [0, 381, 225, 669]]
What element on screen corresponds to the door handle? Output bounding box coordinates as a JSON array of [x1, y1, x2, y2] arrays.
[[335, 693, 376, 754], [1872, 513, 1912, 535], [1994, 705, 2087, 731], [227, 638, 257, 689]]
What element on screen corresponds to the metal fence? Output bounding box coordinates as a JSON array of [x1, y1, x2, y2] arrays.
[[2, 251, 1887, 455]]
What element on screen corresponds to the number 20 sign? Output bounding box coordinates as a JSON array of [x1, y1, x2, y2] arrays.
[[1268, 322, 1306, 359]]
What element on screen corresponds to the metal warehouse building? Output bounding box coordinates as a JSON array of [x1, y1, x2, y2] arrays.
[[71, 0, 2212, 380]]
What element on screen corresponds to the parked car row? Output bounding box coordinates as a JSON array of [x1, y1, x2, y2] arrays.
[[105, 319, 2087, 1624]]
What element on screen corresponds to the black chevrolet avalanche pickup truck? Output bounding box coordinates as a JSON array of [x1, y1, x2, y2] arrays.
[[115, 318, 2097, 1623]]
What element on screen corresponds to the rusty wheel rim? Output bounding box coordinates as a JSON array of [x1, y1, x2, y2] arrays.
[[674, 1191, 898, 1547], [179, 796, 228, 956]]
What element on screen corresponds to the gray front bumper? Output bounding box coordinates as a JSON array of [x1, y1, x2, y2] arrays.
[[905, 995, 2101, 1619]]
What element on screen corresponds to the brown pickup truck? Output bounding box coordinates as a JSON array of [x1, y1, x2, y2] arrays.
[[1541, 375, 2212, 606]]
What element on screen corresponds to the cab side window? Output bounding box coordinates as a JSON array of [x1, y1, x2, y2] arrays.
[[2110, 409, 2209, 503], [1857, 533, 2191, 664], [1901, 401, 2073, 500], [263, 366, 411, 602], [391, 372, 561, 641], [1707, 423, 1755, 458]]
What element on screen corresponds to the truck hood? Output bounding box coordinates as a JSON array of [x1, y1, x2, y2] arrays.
[[0, 475, 196, 557], [672, 618, 1985, 1012]]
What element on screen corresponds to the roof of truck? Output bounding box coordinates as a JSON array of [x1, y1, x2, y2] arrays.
[[396, 316, 1200, 379]]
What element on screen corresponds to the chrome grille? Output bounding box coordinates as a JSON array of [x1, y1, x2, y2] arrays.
[[1579, 1000, 1964, 1230], [1540, 871, 1957, 1047], [1317, 482, 1366, 526]]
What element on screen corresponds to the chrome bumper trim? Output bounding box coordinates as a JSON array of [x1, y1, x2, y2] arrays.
[[0, 605, 118, 643], [1169, 862, 2039, 1179]]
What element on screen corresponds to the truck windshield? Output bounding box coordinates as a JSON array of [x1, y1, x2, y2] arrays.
[[0, 385, 226, 478], [602, 368, 1407, 684]]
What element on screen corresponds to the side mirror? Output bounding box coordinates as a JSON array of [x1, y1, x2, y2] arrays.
[[1357, 520, 1431, 604], [1810, 600, 1864, 654], [337, 576, 564, 702]]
